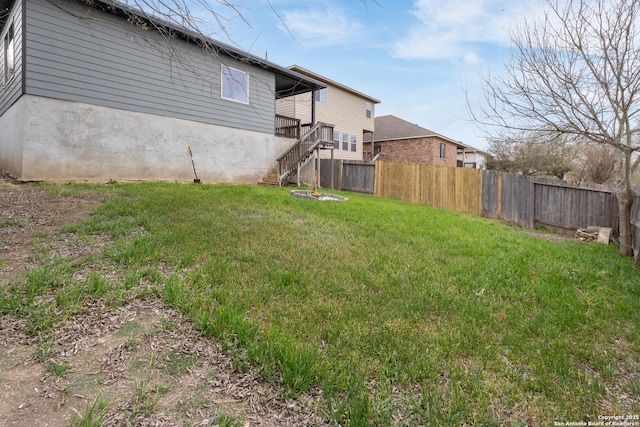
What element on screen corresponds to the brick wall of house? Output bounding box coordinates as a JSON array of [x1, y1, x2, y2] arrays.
[[370, 137, 458, 167]]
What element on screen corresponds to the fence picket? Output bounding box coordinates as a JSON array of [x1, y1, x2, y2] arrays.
[[373, 161, 482, 215]]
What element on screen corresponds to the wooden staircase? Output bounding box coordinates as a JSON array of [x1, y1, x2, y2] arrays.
[[259, 122, 334, 187], [258, 168, 279, 186]]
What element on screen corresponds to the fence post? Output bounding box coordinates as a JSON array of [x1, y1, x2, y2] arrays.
[[374, 160, 382, 196], [497, 172, 502, 219], [528, 176, 535, 229], [331, 152, 335, 190]]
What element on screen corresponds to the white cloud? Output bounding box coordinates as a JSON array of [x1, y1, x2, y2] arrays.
[[463, 51, 481, 66], [392, 0, 544, 61], [411, 104, 432, 113], [278, 8, 364, 48]]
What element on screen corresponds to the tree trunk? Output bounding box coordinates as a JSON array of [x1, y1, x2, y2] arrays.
[[617, 190, 634, 256], [613, 149, 634, 256]]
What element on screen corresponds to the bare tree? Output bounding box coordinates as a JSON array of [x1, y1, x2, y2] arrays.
[[473, 0, 640, 257], [486, 134, 574, 179], [569, 143, 616, 184], [71, 0, 380, 49]]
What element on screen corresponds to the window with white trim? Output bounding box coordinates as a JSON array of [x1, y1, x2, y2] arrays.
[[365, 101, 372, 118], [342, 132, 349, 151], [314, 87, 328, 103], [439, 143, 446, 159], [350, 134, 357, 152], [221, 65, 249, 103], [333, 130, 340, 149]]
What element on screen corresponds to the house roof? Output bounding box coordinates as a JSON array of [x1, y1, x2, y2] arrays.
[[373, 115, 465, 147], [457, 144, 487, 154], [103, 0, 327, 98], [0, 0, 324, 98], [288, 65, 381, 104]]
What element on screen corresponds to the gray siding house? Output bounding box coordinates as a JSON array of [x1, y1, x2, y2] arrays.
[[0, 0, 324, 182]]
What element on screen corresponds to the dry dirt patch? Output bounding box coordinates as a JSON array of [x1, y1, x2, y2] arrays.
[[0, 175, 106, 284], [0, 175, 326, 426]]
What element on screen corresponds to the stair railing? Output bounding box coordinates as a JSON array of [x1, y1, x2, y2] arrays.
[[277, 122, 334, 186]]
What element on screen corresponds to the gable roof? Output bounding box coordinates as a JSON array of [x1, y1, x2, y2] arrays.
[[374, 115, 464, 147], [288, 65, 380, 104], [0, 0, 324, 98]]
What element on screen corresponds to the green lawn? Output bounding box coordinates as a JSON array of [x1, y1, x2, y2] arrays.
[[2, 182, 639, 425]]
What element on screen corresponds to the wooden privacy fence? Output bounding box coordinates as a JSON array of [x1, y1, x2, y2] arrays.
[[320, 159, 639, 254], [373, 161, 483, 215], [481, 171, 618, 236], [535, 179, 618, 235], [320, 159, 375, 194]]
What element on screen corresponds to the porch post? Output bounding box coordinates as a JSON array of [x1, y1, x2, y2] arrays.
[[311, 89, 317, 125], [371, 131, 375, 160], [317, 149, 321, 189]]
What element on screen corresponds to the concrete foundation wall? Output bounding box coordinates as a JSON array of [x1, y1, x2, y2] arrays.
[[3, 95, 289, 183], [0, 96, 25, 176]]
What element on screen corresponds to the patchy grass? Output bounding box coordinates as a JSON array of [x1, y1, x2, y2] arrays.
[[2, 182, 639, 426], [0, 217, 25, 228], [47, 360, 72, 376], [70, 394, 109, 427]]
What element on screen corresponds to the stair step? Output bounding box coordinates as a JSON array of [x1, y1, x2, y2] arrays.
[[259, 168, 280, 186]]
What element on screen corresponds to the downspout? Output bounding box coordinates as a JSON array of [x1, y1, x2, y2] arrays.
[[372, 131, 375, 160], [21, 0, 27, 96]]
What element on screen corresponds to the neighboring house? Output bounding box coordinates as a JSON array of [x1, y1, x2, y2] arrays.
[[275, 65, 380, 164], [364, 115, 464, 167], [457, 145, 487, 169], [0, 0, 324, 183]]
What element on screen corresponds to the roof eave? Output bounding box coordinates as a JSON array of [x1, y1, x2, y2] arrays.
[[289, 65, 381, 103], [89, 0, 324, 97], [375, 134, 465, 147]]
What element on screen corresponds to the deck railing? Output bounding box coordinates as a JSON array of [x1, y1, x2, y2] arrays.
[[275, 114, 301, 139], [301, 122, 334, 144]]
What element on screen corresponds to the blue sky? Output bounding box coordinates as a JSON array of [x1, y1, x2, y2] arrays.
[[207, 0, 546, 151]]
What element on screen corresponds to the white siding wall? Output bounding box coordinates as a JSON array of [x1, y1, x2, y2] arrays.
[[276, 84, 375, 161], [459, 151, 487, 169]]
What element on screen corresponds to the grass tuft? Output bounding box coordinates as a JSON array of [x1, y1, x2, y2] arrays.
[[0, 216, 25, 228], [70, 394, 109, 427]]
